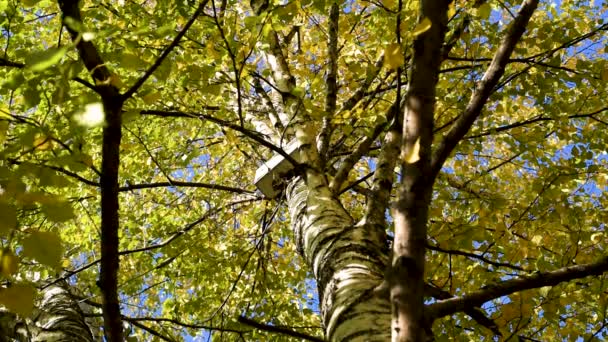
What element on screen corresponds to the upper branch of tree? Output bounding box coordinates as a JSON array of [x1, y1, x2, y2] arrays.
[[317, 3, 340, 163], [426, 243, 525, 272], [0, 57, 95, 89], [329, 115, 389, 193], [427, 255, 608, 320], [339, 55, 384, 113], [126, 316, 248, 334], [238, 316, 325, 342], [430, 0, 539, 180], [122, 0, 209, 100], [361, 101, 401, 230], [466, 106, 608, 139], [58, 0, 116, 93], [119, 181, 254, 194], [58, 2, 128, 339], [0, 57, 24, 68], [139, 109, 301, 168], [424, 283, 501, 336]]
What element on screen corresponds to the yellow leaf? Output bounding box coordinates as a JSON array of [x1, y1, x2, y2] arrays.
[[590, 232, 603, 244], [448, 2, 456, 18], [531, 235, 543, 245], [383, 0, 395, 10], [0, 283, 35, 316], [403, 137, 421, 164], [0, 249, 19, 277], [600, 69, 608, 81], [412, 17, 432, 37], [33, 134, 53, 151], [383, 43, 404, 70], [110, 73, 124, 89]]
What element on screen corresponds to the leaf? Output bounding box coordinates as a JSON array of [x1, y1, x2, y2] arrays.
[[4, 72, 25, 90], [447, 2, 456, 18], [121, 53, 146, 70], [73, 102, 105, 128], [0, 121, 8, 145], [41, 201, 75, 223], [123, 110, 141, 123], [590, 232, 602, 243], [21, 0, 39, 7], [142, 92, 162, 104], [291, 86, 305, 98], [22, 231, 64, 269], [33, 134, 53, 151], [0, 249, 19, 277], [412, 17, 432, 37], [383, 43, 403, 70], [403, 137, 421, 164], [23, 86, 41, 108], [531, 235, 543, 245], [0, 283, 35, 316], [477, 3, 492, 20], [600, 69, 608, 81], [0, 202, 17, 236], [26, 47, 68, 72]]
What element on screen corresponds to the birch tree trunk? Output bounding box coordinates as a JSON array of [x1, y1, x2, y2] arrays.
[[286, 176, 392, 341], [0, 284, 95, 342]]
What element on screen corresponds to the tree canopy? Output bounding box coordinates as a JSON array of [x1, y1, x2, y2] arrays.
[[0, 0, 607, 340]]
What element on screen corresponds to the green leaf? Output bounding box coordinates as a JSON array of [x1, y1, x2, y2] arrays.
[[142, 92, 162, 104], [22, 231, 63, 269], [21, 0, 39, 7], [291, 86, 305, 98], [26, 47, 68, 72], [0, 283, 35, 316], [121, 53, 146, 70], [0, 121, 8, 145], [3, 72, 25, 90], [123, 110, 142, 123], [477, 3, 492, 20], [41, 201, 75, 222], [0, 202, 17, 236], [23, 86, 41, 109]]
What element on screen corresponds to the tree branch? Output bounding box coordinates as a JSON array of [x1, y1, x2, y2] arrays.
[[58, 1, 125, 339], [430, 0, 540, 180], [0, 57, 24, 68], [119, 181, 254, 194], [427, 256, 608, 320], [238, 316, 324, 342], [139, 109, 302, 169], [329, 117, 388, 193], [122, 0, 209, 100], [424, 283, 501, 336], [317, 2, 340, 162]]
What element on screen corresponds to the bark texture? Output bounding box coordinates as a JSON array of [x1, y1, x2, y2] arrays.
[[0, 284, 95, 342], [287, 177, 391, 341]]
